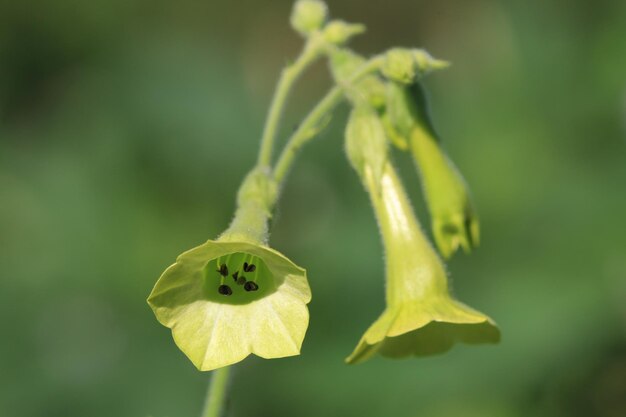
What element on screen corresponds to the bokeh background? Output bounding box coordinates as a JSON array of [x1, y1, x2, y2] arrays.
[[1, 0, 625, 416]]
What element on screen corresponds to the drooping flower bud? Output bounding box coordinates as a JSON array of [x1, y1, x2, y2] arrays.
[[387, 81, 479, 258]]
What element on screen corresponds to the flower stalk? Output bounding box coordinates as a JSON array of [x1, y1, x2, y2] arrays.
[[202, 367, 231, 417], [257, 35, 324, 168], [273, 56, 384, 182]]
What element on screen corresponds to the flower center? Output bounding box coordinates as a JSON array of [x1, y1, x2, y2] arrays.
[[203, 252, 275, 304]]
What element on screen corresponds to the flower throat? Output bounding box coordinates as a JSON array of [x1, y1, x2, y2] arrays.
[[203, 253, 275, 304]]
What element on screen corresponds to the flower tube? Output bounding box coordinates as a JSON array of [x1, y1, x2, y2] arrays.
[[344, 105, 499, 364]]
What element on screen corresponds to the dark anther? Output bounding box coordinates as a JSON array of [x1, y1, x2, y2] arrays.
[[237, 276, 246, 285], [218, 285, 233, 296], [232, 271, 239, 281], [244, 281, 259, 292], [243, 262, 256, 272], [217, 264, 229, 277]]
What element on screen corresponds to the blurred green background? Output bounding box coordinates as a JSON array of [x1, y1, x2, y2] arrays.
[[1, 0, 625, 416]]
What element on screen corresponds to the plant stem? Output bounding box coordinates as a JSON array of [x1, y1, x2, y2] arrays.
[[257, 36, 322, 168], [201, 366, 231, 417], [273, 56, 383, 183]]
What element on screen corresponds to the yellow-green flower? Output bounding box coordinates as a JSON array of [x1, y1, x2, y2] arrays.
[[344, 107, 498, 364], [347, 162, 499, 364], [387, 81, 479, 258], [147, 170, 311, 371]]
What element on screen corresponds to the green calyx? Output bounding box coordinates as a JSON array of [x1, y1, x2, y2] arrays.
[[220, 168, 277, 245], [381, 48, 450, 84], [322, 20, 366, 45], [345, 105, 388, 185], [148, 239, 311, 371]]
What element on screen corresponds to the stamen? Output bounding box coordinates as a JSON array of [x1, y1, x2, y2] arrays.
[[243, 262, 256, 273], [218, 285, 233, 296], [217, 264, 229, 277], [244, 281, 259, 292]]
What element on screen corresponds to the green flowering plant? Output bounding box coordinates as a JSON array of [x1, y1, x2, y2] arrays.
[[147, 0, 500, 415]]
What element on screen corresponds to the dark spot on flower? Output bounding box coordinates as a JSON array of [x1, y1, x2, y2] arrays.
[[237, 276, 247, 285], [232, 271, 239, 282], [243, 262, 256, 272], [218, 285, 233, 296], [244, 281, 259, 292], [217, 264, 229, 277]]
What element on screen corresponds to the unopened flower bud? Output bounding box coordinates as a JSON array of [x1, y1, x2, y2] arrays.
[[322, 20, 366, 45], [290, 0, 328, 36], [412, 48, 450, 75], [381, 48, 417, 84], [386, 81, 479, 258]]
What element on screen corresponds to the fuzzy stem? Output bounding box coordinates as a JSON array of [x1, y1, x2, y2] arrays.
[[257, 36, 323, 168], [273, 56, 383, 183], [201, 366, 231, 417], [220, 168, 277, 245]]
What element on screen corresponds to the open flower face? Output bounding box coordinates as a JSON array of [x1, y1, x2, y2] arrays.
[[148, 239, 311, 371], [346, 161, 499, 364]]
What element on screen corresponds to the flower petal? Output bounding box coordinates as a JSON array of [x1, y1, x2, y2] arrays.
[[346, 298, 499, 364], [147, 239, 311, 371]]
